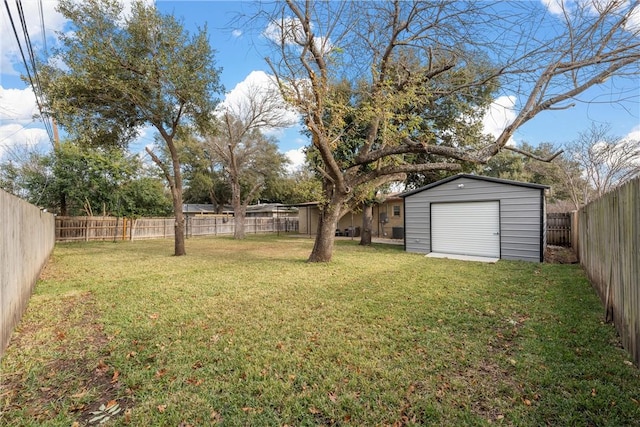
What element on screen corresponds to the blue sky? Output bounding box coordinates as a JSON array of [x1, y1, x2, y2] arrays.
[[1, 1, 638, 166]]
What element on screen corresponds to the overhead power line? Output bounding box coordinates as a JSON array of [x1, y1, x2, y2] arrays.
[[37, 0, 47, 53], [3, 0, 55, 147]]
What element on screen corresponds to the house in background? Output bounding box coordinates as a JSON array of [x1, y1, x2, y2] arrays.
[[182, 203, 233, 217], [246, 203, 298, 218], [401, 174, 548, 262], [297, 194, 405, 238], [183, 203, 297, 218]]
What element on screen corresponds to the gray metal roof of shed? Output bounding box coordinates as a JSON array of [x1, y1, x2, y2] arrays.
[[400, 174, 549, 198]]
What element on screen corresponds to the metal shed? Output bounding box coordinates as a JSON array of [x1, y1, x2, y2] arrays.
[[401, 174, 548, 262]]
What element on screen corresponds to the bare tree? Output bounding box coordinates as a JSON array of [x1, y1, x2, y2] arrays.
[[253, 0, 639, 262], [206, 78, 295, 239], [566, 123, 640, 204]]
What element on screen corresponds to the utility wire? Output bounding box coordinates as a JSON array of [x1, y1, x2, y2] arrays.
[[3, 0, 55, 147], [15, 0, 54, 144], [37, 0, 47, 53]]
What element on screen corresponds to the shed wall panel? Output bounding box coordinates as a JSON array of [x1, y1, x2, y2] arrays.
[[403, 176, 545, 262]]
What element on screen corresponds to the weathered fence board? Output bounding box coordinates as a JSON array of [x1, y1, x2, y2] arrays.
[[547, 212, 572, 247], [1, 190, 55, 358], [578, 177, 639, 366], [55, 216, 299, 242]]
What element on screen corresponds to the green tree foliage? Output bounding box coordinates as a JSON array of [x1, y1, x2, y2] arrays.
[[175, 135, 231, 211], [36, 0, 222, 255], [0, 143, 172, 216], [260, 168, 323, 205]]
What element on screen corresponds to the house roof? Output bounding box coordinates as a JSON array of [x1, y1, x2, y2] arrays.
[[246, 203, 298, 213], [400, 174, 549, 198], [182, 203, 233, 214], [293, 194, 402, 208]]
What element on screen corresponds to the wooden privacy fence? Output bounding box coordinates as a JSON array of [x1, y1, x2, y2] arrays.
[[578, 177, 639, 366], [1, 190, 55, 358], [547, 212, 571, 246], [55, 216, 299, 242]]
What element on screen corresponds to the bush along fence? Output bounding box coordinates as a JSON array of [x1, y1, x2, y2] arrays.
[[55, 215, 299, 242], [1, 190, 55, 358], [578, 177, 639, 367]]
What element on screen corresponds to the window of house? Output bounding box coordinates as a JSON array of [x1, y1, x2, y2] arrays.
[[393, 205, 401, 217]]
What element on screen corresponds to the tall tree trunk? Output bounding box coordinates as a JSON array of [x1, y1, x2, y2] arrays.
[[233, 205, 246, 239], [308, 201, 343, 262], [59, 192, 67, 216], [172, 187, 186, 256], [170, 142, 186, 256], [145, 140, 186, 256], [231, 180, 246, 239], [359, 204, 373, 246]]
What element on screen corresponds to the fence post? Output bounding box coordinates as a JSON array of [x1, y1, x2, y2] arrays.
[[571, 210, 579, 259]]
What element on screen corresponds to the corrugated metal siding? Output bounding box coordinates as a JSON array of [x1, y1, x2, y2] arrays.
[[404, 176, 544, 262]]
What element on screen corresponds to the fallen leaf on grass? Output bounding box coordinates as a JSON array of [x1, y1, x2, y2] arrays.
[[309, 407, 321, 415], [111, 371, 120, 383], [328, 392, 337, 403], [149, 313, 159, 320], [157, 404, 167, 413], [124, 408, 132, 423], [186, 377, 203, 386], [96, 360, 109, 375], [71, 390, 87, 399]]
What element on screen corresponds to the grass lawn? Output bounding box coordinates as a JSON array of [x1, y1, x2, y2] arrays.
[[1, 235, 639, 426]]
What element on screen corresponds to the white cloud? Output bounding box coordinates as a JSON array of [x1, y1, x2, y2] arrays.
[[264, 16, 306, 45], [0, 86, 39, 123], [0, 85, 51, 159], [285, 147, 306, 173], [625, 2, 640, 34], [232, 29, 242, 38], [263, 16, 333, 56], [541, 0, 640, 32], [482, 95, 517, 146], [625, 124, 640, 141], [0, 123, 50, 159], [541, 0, 566, 15]]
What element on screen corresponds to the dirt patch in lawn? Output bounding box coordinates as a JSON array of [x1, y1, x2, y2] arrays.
[[0, 292, 132, 426], [544, 245, 578, 264]]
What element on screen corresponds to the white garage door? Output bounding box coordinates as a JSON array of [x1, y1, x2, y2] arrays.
[[431, 201, 500, 258]]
